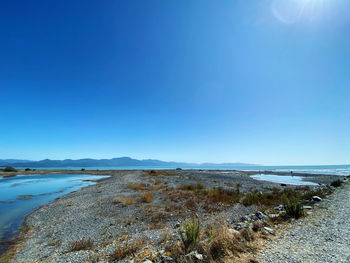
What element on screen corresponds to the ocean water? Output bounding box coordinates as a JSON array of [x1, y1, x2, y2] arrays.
[[0, 174, 108, 255], [16, 164, 350, 176]]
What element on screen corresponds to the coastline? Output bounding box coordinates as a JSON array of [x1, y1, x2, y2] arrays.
[[1, 169, 345, 262]]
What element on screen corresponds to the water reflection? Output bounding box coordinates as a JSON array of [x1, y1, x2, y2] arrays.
[[0, 174, 108, 255], [251, 174, 318, 186]]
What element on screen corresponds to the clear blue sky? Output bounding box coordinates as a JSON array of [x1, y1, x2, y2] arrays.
[[1, 0, 349, 165]]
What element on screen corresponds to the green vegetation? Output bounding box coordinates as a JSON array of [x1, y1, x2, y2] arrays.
[[2, 166, 17, 172], [180, 183, 205, 191], [179, 214, 200, 251], [331, 179, 343, 187], [283, 195, 304, 219]]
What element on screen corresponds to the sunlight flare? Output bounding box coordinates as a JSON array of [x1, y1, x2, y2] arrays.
[[272, 0, 328, 24]]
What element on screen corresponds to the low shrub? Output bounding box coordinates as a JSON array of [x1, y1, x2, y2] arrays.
[[181, 184, 196, 191], [331, 179, 343, 187], [283, 196, 304, 219], [196, 183, 205, 190], [68, 239, 93, 251], [3, 166, 17, 172]]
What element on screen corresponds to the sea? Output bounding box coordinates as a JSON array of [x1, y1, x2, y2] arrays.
[[14, 164, 350, 176]]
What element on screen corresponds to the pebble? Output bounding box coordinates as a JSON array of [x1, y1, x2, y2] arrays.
[[259, 182, 350, 263]]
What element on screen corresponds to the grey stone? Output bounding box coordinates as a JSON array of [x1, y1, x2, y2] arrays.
[[303, 206, 313, 210], [274, 205, 285, 212], [312, 196, 322, 202], [241, 215, 251, 221], [256, 211, 268, 220], [185, 251, 203, 260], [263, 227, 275, 235]]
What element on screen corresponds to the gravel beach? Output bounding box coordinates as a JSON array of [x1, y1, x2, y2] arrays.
[[259, 180, 350, 263], [2, 169, 344, 263]]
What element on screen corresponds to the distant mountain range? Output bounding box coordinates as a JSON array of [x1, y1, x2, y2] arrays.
[[0, 157, 257, 168]]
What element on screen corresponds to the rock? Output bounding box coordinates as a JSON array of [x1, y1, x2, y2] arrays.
[[228, 228, 240, 235], [268, 214, 280, 219], [241, 215, 251, 221], [263, 227, 275, 235], [185, 251, 203, 260], [274, 205, 285, 212], [312, 196, 322, 202], [303, 206, 313, 210], [160, 256, 174, 262], [256, 211, 268, 220], [234, 222, 247, 230], [143, 260, 153, 263]]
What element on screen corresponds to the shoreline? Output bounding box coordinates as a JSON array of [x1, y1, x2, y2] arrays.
[[1, 169, 345, 262]]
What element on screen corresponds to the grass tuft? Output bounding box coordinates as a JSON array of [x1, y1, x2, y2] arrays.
[[113, 239, 146, 260], [179, 214, 200, 251], [283, 195, 304, 219], [139, 192, 154, 203], [68, 239, 93, 251], [114, 197, 134, 206], [331, 179, 343, 187]]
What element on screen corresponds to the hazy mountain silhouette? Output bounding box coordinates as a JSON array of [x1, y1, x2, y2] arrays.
[[0, 157, 256, 168]]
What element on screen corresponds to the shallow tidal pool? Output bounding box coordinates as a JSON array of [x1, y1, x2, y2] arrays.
[[0, 173, 108, 255], [250, 174, 318, 186]]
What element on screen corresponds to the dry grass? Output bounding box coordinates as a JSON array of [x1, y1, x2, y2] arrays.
[[165, 221, 257, 263], [113, 238, 147, 260], [146, 170, 177, 176], [114, 197, 134, 206], [154, 179, 162, 185], [139, 192, 154, 203], [242, 187, 330, 208], [127, 183, 148, 191], [68, 239, 93, 251]]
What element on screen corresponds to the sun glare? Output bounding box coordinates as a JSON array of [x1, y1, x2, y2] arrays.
[[272, 0, 328, 24]]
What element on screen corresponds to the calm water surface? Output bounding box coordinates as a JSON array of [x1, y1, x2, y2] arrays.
[[251, 174, 319, 186], [0, 174, 108, 255]]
